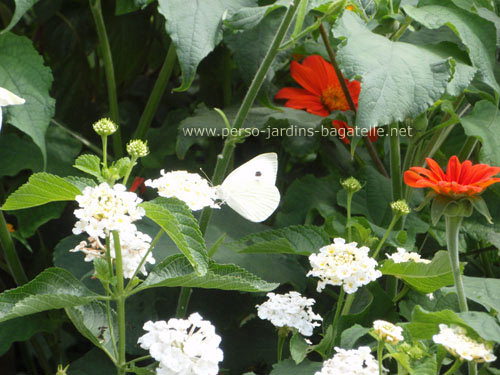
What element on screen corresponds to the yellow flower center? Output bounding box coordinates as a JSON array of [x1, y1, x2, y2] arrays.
[[321, 85, 350, 112]]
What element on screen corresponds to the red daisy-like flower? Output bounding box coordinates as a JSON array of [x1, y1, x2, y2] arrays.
[[275, 54, 378, 144], [404, 156, 500, 197]]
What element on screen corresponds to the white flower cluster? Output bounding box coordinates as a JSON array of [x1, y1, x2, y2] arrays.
[[433, 324, 496, 363], [71, 230, 155, 279], [386, 247, 430, 264], [315, 346, 378, 375], [308, 238, 382, 294], [73, 183, 145, 238], [145, 170, 219, 211], [256, 291, 322, 336], [138, 313, 223, 375], [373, 320, 404, 344]]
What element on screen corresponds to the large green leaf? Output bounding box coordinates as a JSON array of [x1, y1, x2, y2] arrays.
[[332, 12, 451, 129], [157, 0, 255, 91], [229, 224, 330, 255], [2, 172, 82, 210], [0, 134, 41, 177], [13, 202, 66, 238], [65, 301, 118, 363], [380, 251, 458, 293], [141, 197, 209, 275], [404, 0, 499, 94], [0, 268, 101, 323], [270, 359, 322, 375], [74, 154, 102, 180], [1, 0, 39, 33], [461, 276, 500, 312], [0, 33, 55, 161], [460, 100, 500, 166], [137, 254, 278, 292], [458, 311, 500, 343]]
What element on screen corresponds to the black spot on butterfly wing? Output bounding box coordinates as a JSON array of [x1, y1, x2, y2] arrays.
[[255, 171, 262, 177]]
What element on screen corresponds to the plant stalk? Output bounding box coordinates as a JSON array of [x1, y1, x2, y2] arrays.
[[112, 231, 127, 375], [372, 214, 400, 259], [377, 340, 384, 375], [0, 212, 28, 285], [89, 0, 122, 158], [445, 216, 467, 312], [175, 287, 192, 318], [134, 44, 177, 140]]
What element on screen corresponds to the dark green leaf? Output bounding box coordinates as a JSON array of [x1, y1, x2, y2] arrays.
[[270, 358, 322, 375], [1, 0, 39, 33], [290, 332, 309, 364], [74, 154, 102, 180]]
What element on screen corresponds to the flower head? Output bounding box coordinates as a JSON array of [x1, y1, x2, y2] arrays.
[[93, 118, 118, 136], [341, 177, 362, 194], [127, 139, 149, 158], [315, 346, 378, 375], [275, 55, 377, 144], [145, 170, 218, 211], [390, 200, 410, 216], [404, 156, 500, 198], [0, 87, 25, 132], [373, 320, 404, 344], [72, 183, 145, 238], [433, 324, 496, 363], [307, 238, 382, 294], [138, 313, 223, 375], [386, 247, 430, 264], [256, 291, 322, 336]]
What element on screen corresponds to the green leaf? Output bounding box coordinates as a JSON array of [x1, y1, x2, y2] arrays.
[[2, 172, 82, 210], [13, 202, 66, 238], [67, 348, 116, 375], [460, 100, 500, 166], [141, 197, 208, 275], [229, 225, 330, 255], [0, 267, 100, 323], [332, 12, 452, 129], [65, 301, 118, 363], [380, 251, 458, 294], [115, 0, 155, 15], [157, 0, 255, 91], [270, 359, 322, 375], [0, 134, 42, 178], [0, 32, 55, 162], [290, 332, 309, 364], [1, 0, 39, 33], [74, 154, 102, 180], [65, 176, 97, 192], [461, 276, 500, 312], [412, 356, 438, 375], [225, 0, 289, 31], [458, 311, 500, 343], [404, 0, 500, 95], [138, 254, 278, 292], [340, 324, 371, 349]]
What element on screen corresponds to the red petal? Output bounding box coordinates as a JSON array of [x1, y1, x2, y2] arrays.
[[446, 156, 461, 182], [425, 158, 446, 180], [302, 55, 337, 87], [290, 60, 325, 96]]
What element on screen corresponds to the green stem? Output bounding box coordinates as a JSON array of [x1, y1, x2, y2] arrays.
[[89, 0, 122, 158], [443, 359, 462, 375], [175, 287, 192, 318], [102, 135, 108, 168], [457, 137, 478, 161], [392, 284, 409, 303], [106, 298, 119, 360], [389, 123, 402, 202], [122, 156, 137, 186], [112, 231, 126, 375], [468, 362, 477, 375], [134, 44, 177, 140], [331, 288, 346, 337], [0, 211, 28, 285], [277, 328, 289, 362], [347, 192, 353, 243], [51, 119, 104, 157], [372, 214, 400, 259], [126, 355, 151, 365], [445, 216, 468, 312], [341, 293, 355, 315], [377, 340, 385, 375]]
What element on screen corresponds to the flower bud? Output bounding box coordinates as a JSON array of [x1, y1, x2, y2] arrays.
[[341, 177, 362, 194], [391, 199, 410, 216], [127, 139, 149, 158], [93, 118, 118, 136]]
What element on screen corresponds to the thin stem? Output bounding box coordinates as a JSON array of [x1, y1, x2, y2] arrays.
[[134, 44, 177, 140], [51, 119, 104, 156], [122, 156, 137, 187], [175, 287, 192, 318], [457, 137, 478, 161], [89, 0, 122, 158], [372, 214, 400, 259], [0, 211, 28, 285], [377, 340, 384, 375], [445, 216, 468, 312], [443, 359, 462, 375], [102, 135, 108, 168], [106, 298, 118, 360], [347, 192, 353, 243], [318, 23, 389, 178], [332, 288, 346, 337], [468, 362, 477, 375], [112, 231, 127, 375], [341, 293, 355, 315], [126, 355, 151, 365], [389, 123, 402, 202], [277, 329, 288, 362], [392, 284, 409, 303]]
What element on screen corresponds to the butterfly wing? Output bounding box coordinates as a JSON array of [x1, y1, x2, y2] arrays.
[[222, 152, 278, 187]]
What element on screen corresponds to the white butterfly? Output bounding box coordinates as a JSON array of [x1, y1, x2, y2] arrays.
[[216, 153, 280, 222], [0, 87, 25, 132]]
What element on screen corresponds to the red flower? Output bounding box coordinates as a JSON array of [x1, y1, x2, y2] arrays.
[[275, 55, 377, 144], [130, 177, 146, 194], [404, 156, 500, 197]]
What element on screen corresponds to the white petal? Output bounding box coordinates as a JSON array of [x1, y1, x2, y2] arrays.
[[0, 87, 25, 106]]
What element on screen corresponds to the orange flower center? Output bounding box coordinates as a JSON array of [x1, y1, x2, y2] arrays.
[[321, 86, 350, 112], [7, 223, 14, 233]]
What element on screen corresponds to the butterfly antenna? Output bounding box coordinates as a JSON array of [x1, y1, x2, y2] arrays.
[[199, 168, 213, 185]]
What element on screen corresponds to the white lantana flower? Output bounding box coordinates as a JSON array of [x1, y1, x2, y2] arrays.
[[432, 324, 496, 363], [315, 346, 378, 375], [256, 291, 322, 336], [307, 238, 382, 294], [138, 313, 223, 375], [71, 230, 155, 279], [0, 87, 25, 132], [373, 320, 404, 344], [386, 247, 430, 264], [72, 183, 145, 238], [145, 170, 219, 211]]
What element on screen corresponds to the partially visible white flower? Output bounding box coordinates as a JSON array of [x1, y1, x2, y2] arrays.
[[307, 238, 382, 294], [256, 291, 322, 336], [138, 313, 223, 375], [71, 230, 155, 279], [433, 324, 496, 363], [315, 346, 378, 375], [72, 183, 145, 238], [386, 248, 430, 264], [0, 87, 25, 132], [145, 170, 219, 211], [427, 293, 435, 301], [373, 320, 404, 344]]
